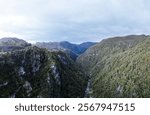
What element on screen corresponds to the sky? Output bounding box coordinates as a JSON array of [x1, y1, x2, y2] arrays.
[[0, 0, 150, 43]]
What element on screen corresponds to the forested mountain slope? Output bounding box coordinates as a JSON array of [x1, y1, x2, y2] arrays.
[[0, 46, 87, 98], [77, 35, 150, 97]]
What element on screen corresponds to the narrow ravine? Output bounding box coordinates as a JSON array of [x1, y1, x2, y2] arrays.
[[84, 76, 92, 98]]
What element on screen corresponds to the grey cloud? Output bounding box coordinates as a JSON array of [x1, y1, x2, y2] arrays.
[[0, 0, 150, 43]]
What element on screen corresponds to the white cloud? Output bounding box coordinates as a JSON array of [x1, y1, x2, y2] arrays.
[[0, 0, 150, 43]]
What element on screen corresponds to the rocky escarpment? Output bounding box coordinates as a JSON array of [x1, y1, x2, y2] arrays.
[[0, 46, 87, 98]]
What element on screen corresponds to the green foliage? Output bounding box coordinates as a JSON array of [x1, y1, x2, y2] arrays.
[[0, 46, 87, 98], [77, 35, 150, 97]]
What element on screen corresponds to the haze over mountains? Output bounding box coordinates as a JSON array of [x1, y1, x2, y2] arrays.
[[1, 35, 150, 97]]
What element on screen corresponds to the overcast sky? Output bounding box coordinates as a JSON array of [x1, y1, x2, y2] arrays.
[[0, 0, 150, 43]]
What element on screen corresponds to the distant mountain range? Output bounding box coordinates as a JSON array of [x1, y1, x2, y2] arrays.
[[35, 41, 96, 60], [0, 37, 31, 52], [0, 37, 96, 60]]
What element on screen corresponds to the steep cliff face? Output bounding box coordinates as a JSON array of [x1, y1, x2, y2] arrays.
[[77, 35, 150, 98], [0, 46, 87, 98]]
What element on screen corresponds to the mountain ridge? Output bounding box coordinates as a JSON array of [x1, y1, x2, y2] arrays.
[[0, 37, 31, 52]]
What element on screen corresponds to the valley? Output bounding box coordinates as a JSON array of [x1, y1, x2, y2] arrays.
[[1, 35, 150, 98]]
